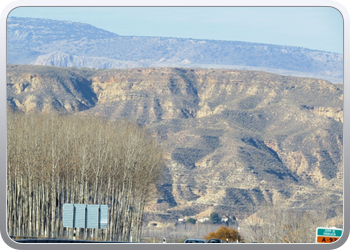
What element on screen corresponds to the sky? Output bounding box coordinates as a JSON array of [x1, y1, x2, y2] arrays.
[[8, 6, 344, 54]]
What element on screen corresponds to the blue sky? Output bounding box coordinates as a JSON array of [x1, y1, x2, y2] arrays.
[[9, 6, 343, 53]]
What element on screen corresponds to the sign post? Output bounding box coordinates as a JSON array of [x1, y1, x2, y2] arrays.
[[316, 227, 342, 243]]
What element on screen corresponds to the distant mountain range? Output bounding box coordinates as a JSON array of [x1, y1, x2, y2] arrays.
[[7, 16, 343, 83]]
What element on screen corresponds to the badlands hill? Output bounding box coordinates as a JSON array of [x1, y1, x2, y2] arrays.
[[7, 65, 343, 225], [7, 16, 343, 83]]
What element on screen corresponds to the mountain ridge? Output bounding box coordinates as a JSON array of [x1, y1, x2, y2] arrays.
[[7, 16, 343, 83]]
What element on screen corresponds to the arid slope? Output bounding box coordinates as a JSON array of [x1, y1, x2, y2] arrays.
[[7, 65, 343, 224]]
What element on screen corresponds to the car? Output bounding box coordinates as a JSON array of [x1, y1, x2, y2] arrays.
[[183, 239, 207, 243], [207, 238, 223, 243]]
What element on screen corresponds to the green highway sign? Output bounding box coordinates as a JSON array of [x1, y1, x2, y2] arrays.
[[316, 227, 342, 243], [317, 228, 342, 237]]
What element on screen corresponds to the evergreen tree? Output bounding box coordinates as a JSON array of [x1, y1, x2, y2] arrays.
[[210, 212, 221, 224]]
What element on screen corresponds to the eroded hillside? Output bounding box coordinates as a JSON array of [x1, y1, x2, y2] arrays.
[[7, 65, 343, 226]]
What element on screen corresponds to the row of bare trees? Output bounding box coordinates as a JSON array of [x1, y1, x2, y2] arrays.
[[141, 206, 337, 243], [7, 110, 164, 241], [239, 206, 342, 243], [142, 222, 225, 242]]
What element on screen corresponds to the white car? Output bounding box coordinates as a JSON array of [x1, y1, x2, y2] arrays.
[[184, 239, 207, 243]]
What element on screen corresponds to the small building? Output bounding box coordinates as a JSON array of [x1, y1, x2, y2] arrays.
[[221, 216, 228, 222], [198, 217, 209, 223]]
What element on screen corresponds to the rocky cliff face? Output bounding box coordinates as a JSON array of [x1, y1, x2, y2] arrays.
[[7, 65, 343, 224], [7, 65, 97, 112]]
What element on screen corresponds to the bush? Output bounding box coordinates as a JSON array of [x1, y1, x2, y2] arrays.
[[204, 226, 241, 242], [187, 218, 197, 224]]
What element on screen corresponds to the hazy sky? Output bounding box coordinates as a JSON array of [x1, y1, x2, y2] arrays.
[[9, 6, 344, 53]]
